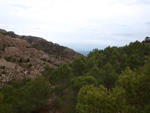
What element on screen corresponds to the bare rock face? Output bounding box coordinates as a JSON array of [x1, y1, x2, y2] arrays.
[[0, 29, 81, 87]]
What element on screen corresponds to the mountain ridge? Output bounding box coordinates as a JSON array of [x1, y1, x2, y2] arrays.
[[0, 28, 81, 87]]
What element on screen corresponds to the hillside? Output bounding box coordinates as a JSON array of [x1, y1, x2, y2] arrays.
[[1, 39, 150, 113], [0, 29, 81, 87], [43, 40, 150, 112], [21, 36, 80, 60]]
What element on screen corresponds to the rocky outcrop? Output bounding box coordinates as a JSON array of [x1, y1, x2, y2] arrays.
[[0, 29, 81, 87]]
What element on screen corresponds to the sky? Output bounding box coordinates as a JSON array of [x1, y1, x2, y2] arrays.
[[0, 0, 150, 51]]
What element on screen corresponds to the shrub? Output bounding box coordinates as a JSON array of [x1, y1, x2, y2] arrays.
[[27, 64, 32, 68], [0, 66, 6, 69], [18, 58, 22, 63], [26, 58, 30, 62], [4, 57, 11, 62]]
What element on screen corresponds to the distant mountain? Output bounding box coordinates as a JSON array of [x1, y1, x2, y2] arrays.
[[78, 51, 90, 56], [0, 29, 81, 87]]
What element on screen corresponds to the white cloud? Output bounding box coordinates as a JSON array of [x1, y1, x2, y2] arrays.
[[0, 0, 150, 51]]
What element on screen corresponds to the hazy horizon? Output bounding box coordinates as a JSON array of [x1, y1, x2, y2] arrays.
[[1, 0, 150, 51]]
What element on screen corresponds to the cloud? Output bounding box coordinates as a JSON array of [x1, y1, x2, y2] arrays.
[[11, 4, 31, 9], [0, 0, 150, 51]]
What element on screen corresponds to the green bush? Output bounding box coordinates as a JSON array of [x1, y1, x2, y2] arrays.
[[4, 57, 11, 62], [0, 76, 50, 113], [26, 58, 30, 62], [18, 58, 22, 63], [27, 64, 32, 68], [0, 66, 6, 69]]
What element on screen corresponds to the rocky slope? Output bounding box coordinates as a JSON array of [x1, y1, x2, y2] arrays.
[[21, 36, 80, 60], [0, 29, 81, 87]]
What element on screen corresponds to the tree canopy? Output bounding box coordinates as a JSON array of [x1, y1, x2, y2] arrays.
[[1, 41, 150, 113]]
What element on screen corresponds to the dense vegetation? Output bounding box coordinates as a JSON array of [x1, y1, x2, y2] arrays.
[[45, 41, 150, 113], [0, 41, 150, 113], [0, 76, 50, 113]]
